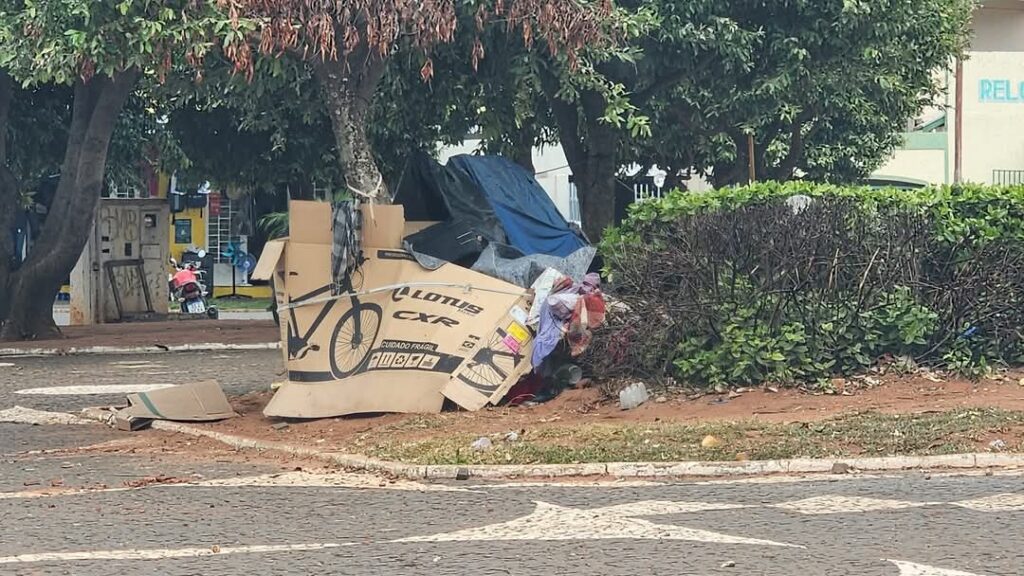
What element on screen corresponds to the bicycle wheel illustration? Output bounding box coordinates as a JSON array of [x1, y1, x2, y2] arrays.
[[329, 302, 383, 378], [457, 332, 520, 394]]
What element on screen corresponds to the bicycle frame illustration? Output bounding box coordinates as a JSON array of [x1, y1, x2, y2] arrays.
[[285, 273, 383, 379]]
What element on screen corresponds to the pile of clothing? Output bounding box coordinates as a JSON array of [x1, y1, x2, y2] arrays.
[[531, 271, 607, 367]]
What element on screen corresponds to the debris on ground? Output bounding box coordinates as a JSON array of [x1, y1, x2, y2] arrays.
[[471, 437, 493, 452], [122, 475, 191, 489], [619, 382, 649, 410], [989, 439, 1007, 452], [831, 462, 852, 475], [0, 406, 93, 426], [113, 380, 237, 431], [701, 435, 723, 449], [503, 431, 521, 443]]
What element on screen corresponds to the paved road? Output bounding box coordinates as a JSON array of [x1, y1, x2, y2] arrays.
[[1, 353, 1023, 575], [0, 350, 282, 412]]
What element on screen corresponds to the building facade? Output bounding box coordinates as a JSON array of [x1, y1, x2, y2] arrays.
[[874, 1, 1024, 186]]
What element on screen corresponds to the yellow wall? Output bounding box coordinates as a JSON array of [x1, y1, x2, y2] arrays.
[[152, 173, 209, 262], [169, 207, 208, 261]]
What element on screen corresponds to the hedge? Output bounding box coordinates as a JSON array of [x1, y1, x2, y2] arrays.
[[587, 182, 1024, 388]]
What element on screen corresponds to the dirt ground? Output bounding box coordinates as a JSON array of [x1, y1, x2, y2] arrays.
[[200, 371, 1024, 454], [0, 320, 279, 350]]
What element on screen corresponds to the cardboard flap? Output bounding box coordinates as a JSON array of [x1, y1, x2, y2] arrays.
[[118, 380, 236, 422], [402, 221, 440, 237], [252, 239, 287, 281], [289, 200, 333, 245], [361, 204, 405, 249]]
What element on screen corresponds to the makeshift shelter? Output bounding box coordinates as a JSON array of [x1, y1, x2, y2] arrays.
[[395, 153, 589, 278], [253, 154, 603, 419]]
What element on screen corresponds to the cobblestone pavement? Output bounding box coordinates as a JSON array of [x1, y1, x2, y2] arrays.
[[1, 353, 1023, 575], [0, 350, 282, 412], [0, 462, 1022, 575]]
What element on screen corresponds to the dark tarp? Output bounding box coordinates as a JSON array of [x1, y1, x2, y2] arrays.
[[447, 155, 587, 258], [394, 152, 506, 246]]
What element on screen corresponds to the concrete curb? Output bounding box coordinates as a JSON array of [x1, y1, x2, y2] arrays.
[[0, 342, 280, 357], [78, 408, 1024, 481]]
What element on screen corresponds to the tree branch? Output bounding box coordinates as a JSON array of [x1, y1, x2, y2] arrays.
[[631, 53, 716, 104], [537, 63, 585, 172]]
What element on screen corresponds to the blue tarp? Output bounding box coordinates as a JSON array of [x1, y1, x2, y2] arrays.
[[448, 155, 587, 258]]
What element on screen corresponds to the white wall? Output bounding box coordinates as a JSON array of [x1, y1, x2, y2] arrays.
[[960, 51, 1024, 183], [875, 150, 947, 185]]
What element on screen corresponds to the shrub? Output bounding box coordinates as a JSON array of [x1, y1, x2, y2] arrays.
[[586, 182, 1024, 389]]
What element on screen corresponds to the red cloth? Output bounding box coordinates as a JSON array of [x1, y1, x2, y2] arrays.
[[568, 291, 606, 357]]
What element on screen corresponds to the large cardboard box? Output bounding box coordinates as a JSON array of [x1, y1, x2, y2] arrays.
[[252, 200, 535, 418]]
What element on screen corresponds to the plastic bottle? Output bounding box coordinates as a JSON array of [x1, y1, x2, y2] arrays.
[[619, 382, 649, 410]]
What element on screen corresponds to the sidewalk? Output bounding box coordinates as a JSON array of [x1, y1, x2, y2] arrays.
[[1, 320, 279, 354]]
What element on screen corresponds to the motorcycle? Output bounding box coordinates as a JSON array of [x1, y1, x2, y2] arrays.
[[169, 252, 219, 319]]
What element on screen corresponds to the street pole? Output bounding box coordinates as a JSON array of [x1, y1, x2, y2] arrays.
[[954, 58, 963, 185], [747, 134, 756, 183]]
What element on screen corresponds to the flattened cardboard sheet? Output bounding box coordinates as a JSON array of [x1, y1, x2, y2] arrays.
[[116, 380, 236, 422]]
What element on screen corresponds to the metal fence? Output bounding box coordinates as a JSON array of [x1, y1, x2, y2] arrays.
[[567, 176, 660, 226], [993, 170, 1024, 186]]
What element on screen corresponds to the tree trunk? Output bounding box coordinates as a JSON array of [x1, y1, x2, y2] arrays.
[[314, 50, 389, 204], [540, 69, 620, 240], [575, 169, 616, 242], [509, 125, 536, 174], [0, 71, 16, 323], [1, 71, 137, 341]]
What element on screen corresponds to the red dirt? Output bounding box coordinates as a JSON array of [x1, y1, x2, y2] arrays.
[[70, 428, 337, 472], [0, 320, 278, 351], [199, 372, 1024, 451]]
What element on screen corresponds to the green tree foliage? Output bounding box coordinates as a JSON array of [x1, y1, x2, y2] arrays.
[[448, 0, 972, 238], [0, 0, 230, 339], [222, 0, 613, 203]]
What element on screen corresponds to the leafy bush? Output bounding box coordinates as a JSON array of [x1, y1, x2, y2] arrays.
[[586, 182, 1024, 388]]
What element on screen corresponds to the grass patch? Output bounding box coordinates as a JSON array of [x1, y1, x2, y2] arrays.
[[358, 409, 1024, 465], [211, 297, 272, 311]]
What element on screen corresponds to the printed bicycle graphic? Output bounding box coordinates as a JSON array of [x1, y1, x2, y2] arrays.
[[285, 273, 382, 379]]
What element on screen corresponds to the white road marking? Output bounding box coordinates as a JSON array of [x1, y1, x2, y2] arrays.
[[395, 500, 799, 547], [0, 406, 93, 426], [0, 471, 466, 500], [14, 384, 174, 396], [0, 487, 130, 500], [773, 495, 937, 515], [0, 543, 347, 564], [889, 559, 986, 575], [0, 362, 15, 367], [953, 493, 1024, 512], [193, 471, 467, 492]]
